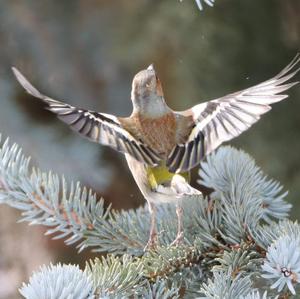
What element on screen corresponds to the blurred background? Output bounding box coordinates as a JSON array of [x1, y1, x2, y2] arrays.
[[0, 0, 299, 297]]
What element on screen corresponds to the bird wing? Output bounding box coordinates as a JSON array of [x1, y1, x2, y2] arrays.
[[167, 54, 300, 173], [12, 67, 162, 166]]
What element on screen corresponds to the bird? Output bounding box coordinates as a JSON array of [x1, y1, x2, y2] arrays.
[[12, 55, 300, 250]]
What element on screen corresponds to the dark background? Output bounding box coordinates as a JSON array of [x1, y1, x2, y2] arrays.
[[0, 1, 299, 298]]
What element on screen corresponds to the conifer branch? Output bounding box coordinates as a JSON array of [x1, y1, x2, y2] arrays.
[[180, 0, 216, 11], [1, 134, 300, 298]]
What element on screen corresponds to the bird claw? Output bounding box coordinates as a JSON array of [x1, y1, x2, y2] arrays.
[[170, 231, 184, 246], [144, 233, 158, 251]]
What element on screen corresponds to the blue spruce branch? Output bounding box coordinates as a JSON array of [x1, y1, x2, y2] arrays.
[[180, 0, 216, 11], [1, 134, 300, 298], [19, 264, 95, 299]]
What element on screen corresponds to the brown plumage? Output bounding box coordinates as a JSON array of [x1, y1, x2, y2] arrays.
[[120, 112, 193, 158]]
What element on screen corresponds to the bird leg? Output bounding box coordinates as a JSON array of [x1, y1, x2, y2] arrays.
[[144, 202, 158, 251], [171, 204, 184, 246]]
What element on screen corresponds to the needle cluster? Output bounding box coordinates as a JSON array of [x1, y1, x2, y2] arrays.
[[180, 0, 215, 10], [1, 134, 299, 298]]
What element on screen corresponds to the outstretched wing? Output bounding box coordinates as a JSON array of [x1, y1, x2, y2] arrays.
[[12, 67, 162, 166], [167, 54, 300, 173]]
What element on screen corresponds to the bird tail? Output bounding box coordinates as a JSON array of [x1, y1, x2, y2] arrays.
[[171, 174, 202, 197]]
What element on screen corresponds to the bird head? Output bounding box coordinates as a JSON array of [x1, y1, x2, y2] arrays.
[[131, 64, 164, 102]]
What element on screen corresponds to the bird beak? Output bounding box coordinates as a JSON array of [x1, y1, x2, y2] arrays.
[[147, 64, 155, 72]]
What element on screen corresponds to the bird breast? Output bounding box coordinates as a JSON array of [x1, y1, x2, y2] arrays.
[[120, 112, 194, 158], [137, 113, 177, 156]]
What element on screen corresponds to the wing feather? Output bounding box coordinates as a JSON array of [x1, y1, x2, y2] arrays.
[[12, 67, 162, 166], [167, 54, 300, 173]]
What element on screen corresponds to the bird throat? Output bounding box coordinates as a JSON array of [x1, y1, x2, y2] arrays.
[[132, 93, 170, 118]]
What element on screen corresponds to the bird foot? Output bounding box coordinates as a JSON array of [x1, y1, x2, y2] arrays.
[[144, 233, 158, 251], [170, 232, 184, 246]]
